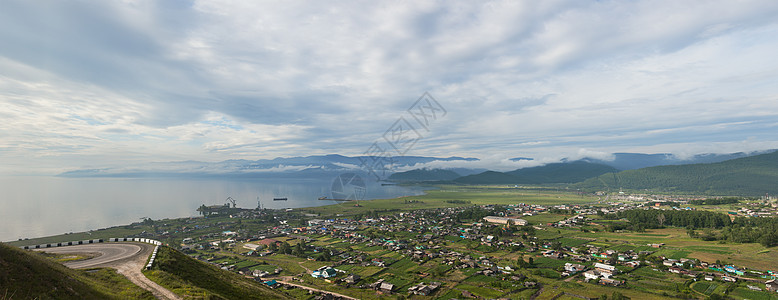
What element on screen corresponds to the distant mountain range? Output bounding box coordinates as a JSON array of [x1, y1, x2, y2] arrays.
[[578, 151, 770, 170], [574, 150, 778, 196], [58, 155, 479, 178], [59, 151, 775, 192]]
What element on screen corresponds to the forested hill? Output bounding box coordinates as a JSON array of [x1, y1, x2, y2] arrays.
[[505, 161, 618, 183], [388, 168, 461, 181], [454, 161, 618, 184], [574, 150, 778, 196]]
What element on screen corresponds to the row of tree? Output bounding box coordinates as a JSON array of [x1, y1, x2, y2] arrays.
[[616, 209, 731, 229], [618, 209, 778, 247], [688, 197, 740, 205]]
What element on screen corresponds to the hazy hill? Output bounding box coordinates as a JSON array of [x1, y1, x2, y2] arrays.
[[0, 243, 153, 299], [454, 171, 526, 184], [574, 150, 778, 196], [388, 168, 461, 181], [453, 161, 618, 184], [580, 151, 765, 170], [505, 161, 618, 183], [58, 154, 479, 178]]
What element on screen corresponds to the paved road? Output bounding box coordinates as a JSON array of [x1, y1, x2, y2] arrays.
[[37, 243, 144, 268], [36, 243, 181, 300]]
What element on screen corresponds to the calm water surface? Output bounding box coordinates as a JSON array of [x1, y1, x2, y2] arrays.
[[0, 176, 426, 242]]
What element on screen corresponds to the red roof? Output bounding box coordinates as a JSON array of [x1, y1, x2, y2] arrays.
[[257, 238, 279, 246]]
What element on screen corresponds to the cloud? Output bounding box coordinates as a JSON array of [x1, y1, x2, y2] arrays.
[[2, 1, 778, 174]]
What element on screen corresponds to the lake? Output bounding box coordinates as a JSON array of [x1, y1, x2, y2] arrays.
[[0, 176, 427, 242]]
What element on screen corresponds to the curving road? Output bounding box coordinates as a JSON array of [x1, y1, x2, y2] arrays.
[[36, 243, 180, 300], [37, 243, 145, 268]]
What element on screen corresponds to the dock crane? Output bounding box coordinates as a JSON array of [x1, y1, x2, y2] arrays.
[[226, 197, 237, 208]]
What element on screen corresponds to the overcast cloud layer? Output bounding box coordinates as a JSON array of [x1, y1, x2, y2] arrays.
[[2, 0, 778, 175]]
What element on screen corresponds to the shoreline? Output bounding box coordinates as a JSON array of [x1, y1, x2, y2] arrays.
[[4, 183, 436, 246]]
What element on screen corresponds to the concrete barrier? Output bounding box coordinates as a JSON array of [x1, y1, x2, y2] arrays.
[[20, 237, 162, 250]]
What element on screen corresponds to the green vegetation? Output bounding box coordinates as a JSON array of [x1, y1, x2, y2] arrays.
[[7, 184, 778, 300], [454, 170, 522, 184], [454, 161, 618, 184], [575, 150, 778, 196], [302, 185, 595, 217], [144, 246, 291, 299], [504, 161, 619, 183], [0, 242, 153, 299], [689, 197, 741, 205], [616, 209, 778, 247]]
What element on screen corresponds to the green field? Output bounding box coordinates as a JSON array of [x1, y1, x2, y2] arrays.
[[304, 185, 597, 217]]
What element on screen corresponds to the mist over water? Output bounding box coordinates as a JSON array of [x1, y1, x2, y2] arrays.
[[0, 176, 426, 242]]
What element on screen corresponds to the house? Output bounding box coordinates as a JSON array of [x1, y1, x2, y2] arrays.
[[584, 270, 601, 280], [765, 279, 777, 292], [594, 263, 617, 273], [308, 219, 326, 226], [564, 263, 586, 274], [482, 216, 528, 225], [722, 276, 737, 282], [243, 243, 261, 251], [704, 275, 715, 281], [408, 282, 441, 296], [625, 261, 640, 268], [600, 278, 624, 286], [380, 282, 395, 293], [669, 267, 682, 274], [263, 279, 279, 288], [252, 269, 270, 278], [344, 274, 360, 284], [311, 267, 337, 279]]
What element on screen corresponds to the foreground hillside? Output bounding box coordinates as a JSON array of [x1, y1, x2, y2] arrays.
[[0, 243, 153, 299], [143, 246, 292, 299], [575, 150, 778, 195]]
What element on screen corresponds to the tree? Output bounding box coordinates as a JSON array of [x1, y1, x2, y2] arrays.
[[611, 291, 628, 300], [657, 213, 666, 227], [551, 241, 563, 251], [293, 242, 305, 257], [279, 242, 291, 254], [316, 251, 331, 261]]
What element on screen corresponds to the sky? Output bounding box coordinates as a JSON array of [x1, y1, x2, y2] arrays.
[[2, 0, 778, 175]]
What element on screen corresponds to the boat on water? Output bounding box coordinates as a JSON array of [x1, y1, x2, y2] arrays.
[[273, 197, 288, 201]]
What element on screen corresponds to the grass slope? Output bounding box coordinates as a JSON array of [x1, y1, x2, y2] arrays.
[[575, 150, 778, 195], [0, 242, 153, 299], [143, 246, 292, 299]]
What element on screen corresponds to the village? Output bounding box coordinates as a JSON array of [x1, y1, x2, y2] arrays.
[[130, 198, 778, 299]]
